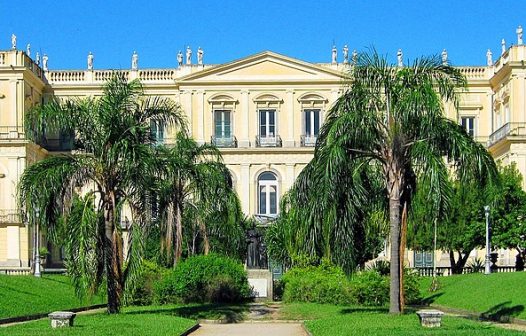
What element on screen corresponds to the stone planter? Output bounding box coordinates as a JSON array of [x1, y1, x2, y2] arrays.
[[48, 311, 76, 328], [416, 309, 444, 328]]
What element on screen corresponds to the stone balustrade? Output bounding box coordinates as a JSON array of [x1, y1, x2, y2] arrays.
[[457, 66, 489, 80], [0, 50, 44, 80], [139, 69, 176, 81]]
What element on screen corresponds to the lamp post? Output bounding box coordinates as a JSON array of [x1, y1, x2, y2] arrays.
[[34, 207, 41, 277], [484, 205, 491, 275]]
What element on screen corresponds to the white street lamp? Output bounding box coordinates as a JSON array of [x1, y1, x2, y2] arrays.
[[34, 207, 41, 277], [484, 205, 491, 275]]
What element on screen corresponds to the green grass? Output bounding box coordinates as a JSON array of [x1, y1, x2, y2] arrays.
[[0, 275, 105, 319], [282, 303, 525, 336], [420, 272, 526, 320], [0, 305, 196, 336]]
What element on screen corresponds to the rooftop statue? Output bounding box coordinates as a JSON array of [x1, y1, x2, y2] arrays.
[[11, 34, 16, 49], [177, 50, 183, 66], [441, 49, 448, 65], [35, 52, 40, 65], [197, 47, 203, 65], [518, 25, 523, 46], [26, 44, 30, 57], [397, 49, 403, 67], [87, 52, 94, 70], [352, 49, 358, 65], [501, 39, 506, 55], [343, 45, 349, 64], [131, 51, 138, 70], [186, 46, 192, 65], [331, 45, 337, 64], [486, 49, 493, 66], [42, 54, 48, 71]]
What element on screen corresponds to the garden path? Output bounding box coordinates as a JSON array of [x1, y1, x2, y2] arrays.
[[190, 322, 308, 336]]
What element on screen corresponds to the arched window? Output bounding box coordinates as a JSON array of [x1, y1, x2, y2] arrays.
[[258, 172, 278, 216]]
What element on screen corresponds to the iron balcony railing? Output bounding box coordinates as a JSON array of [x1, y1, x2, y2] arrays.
[[211, 135, 238, 148], [0, 209, 21, 224], [488, 122, 526, 147], [300, 135, 317, 147], [0, 126, 25, 140], [255, 135, 282, 147]]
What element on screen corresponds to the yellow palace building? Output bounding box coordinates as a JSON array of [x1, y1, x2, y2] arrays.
[[1, 27, 526, 273]]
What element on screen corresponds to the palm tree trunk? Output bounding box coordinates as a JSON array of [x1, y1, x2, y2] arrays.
[[174, 201, 183, 266], [103, 193, 122, 314], [399, 201, 408, 311], [198, 218, 210, 255], [388, 171, 403, 314]]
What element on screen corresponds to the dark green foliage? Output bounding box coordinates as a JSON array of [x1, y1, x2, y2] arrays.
[[126, 260, 168, 306], [349, 270, 421, 306], [281, 262, 354, 305], [155, 254, 250, 304], [366, 260, 391, 276]]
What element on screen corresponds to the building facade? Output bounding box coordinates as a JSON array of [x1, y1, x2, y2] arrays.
[[1, 33, 526, 272]]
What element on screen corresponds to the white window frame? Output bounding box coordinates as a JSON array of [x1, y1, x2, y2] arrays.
[[257, 172, 279, 216]]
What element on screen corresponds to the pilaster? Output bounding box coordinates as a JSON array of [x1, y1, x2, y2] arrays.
[[239, 90, 250, 148], [284, 89, 295, 147]]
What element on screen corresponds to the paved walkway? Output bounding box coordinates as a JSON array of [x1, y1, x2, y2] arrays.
[[191, 322, 308, 336]]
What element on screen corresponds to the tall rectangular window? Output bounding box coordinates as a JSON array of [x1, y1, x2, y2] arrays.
[[460, 116, 475, 137], [259, 109, 276, 137], [304, 109, 320, 137], [150, 120, 165, 144], [214, 110, 231, 138]]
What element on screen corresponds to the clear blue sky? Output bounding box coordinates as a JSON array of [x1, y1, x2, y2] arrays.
[[1, 0, 524, 69]]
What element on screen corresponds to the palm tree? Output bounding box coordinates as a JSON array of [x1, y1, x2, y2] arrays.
[[155, 133, 243, 266], [295, 51, 497, 313], [18, 75, 185, 313]]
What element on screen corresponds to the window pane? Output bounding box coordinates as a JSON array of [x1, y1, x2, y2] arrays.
[[269, 186, 277, 214], [305, 111, 311, 135], [313, 110, 320, 136], [260, 111, 267, 137], [259, 172, 277, 181], [259, 186, 267, 214]]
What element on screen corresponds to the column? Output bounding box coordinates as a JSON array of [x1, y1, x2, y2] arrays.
[[195, 90, 205, 144], [239, 90, 250, 148], [6, 225, 20, 266], [240, 164, 251, 215], [183, 90, 193, 137], [330, 88, 340, 108], [284, 163, 296, 192], [284, 89, 295, 147]]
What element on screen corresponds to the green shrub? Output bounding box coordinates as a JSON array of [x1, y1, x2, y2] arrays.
[[282, 262, 354, 305], [128, 260, 168, 306], [349, 270, 422, 306], [155, 254, 251, 304]]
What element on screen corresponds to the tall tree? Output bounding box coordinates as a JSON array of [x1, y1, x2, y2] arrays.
[[155, 133, 243, 266], [18, 75, 185, 313], [297, 51, 497, 313]]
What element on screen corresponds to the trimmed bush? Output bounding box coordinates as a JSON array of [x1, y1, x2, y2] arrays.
[[282, 263, 354, 305], [349, 270, 422, 306], [155, 254, 251, 304], [128, 260, 168, 306]]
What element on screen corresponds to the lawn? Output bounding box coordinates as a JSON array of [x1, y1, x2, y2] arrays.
[[0, 305, 196, 336], [0, 275, 105, 319], [420, 272, 526, 320], [281, 303, 525, 336]]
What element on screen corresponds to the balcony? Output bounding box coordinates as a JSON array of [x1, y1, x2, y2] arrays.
[[0, 126, 25, 140], [255, 135, 282, 147], [300, 135, 317, 147], [488, 122, 526, 147], [0, 209, 21, 224], [211, 135, 238, 148]]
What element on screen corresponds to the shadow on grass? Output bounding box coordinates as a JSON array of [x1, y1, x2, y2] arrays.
[[340, 307, 389, 314], [420, 292, 444, 305], [481, 301, 524, 322], [126, 303, 250, 323]]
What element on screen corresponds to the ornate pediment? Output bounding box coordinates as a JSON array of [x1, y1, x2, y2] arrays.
[[177, 51, 344, 84]]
